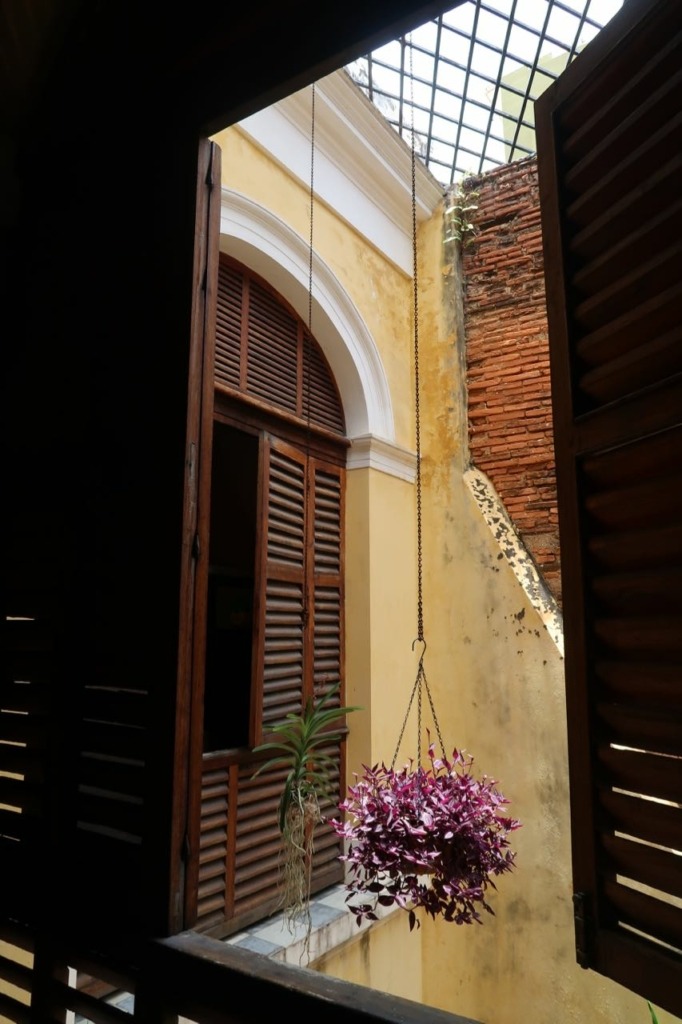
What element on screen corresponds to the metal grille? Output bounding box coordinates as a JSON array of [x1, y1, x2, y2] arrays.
[[347, 0, 624, 184]]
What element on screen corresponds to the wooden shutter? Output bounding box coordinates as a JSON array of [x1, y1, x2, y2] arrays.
[[193, 437, 345, 935], [250, 443, 346, 903], [214, 260, 242, 390], [536, 0, 682, 1013], [175, 138, 222, 933], [310, 458, 346, 884], [0, 571, 52, 930], [214, 257, 345, 436], [253, 436, 308, 741]]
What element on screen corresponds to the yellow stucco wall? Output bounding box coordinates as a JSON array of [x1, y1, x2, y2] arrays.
[[210, 120, 680, 1024], [314, 909, 423, 1002]]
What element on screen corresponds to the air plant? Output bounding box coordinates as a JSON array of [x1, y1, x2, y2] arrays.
[[330, 742, 520, 931], [253, 683, 359, 936]]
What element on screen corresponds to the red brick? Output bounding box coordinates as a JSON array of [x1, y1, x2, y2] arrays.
[[463, 157, 560, 606]]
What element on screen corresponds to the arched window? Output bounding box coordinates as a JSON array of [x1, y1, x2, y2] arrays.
[[192, 256, 348, 936]]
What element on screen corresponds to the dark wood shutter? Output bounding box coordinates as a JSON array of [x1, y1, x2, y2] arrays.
[[215, 257, 345, 435], [214, 260, 242, 390], [194, 437, 345, 935], [536, 0, 682, 1013], [310, 458, 346, 882], [0, 572, 52, 930], [254, 436, 308, 740], [174, 137, 221, 932]]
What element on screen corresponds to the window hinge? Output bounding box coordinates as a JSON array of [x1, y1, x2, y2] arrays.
[[192, 532, 201, 560], [573, 891, 592, 969], [182, 831, 191, 863]]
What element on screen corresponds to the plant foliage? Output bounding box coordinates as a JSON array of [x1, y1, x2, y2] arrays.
[[253, 683, 359, 932], [443, 178, 480, 247], [330, 743, 520, 930], [254, 683, 359, 831]]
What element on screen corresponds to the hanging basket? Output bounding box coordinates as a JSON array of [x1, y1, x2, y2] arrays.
[[329, 742, 520, 930]]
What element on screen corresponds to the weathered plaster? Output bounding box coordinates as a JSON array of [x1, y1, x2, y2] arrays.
[[464, 467, 563, 655]]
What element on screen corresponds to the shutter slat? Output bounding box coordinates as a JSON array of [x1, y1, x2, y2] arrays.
[[600, 789, 682, 852], [603, 877, 682, 953], [596, 702, 682, 758], [575, 282, 681, 368], [595, 661, 681, 707], [601, 833, 682, 901], [598, 745, 682, 805], [565, 111, 682, 229]]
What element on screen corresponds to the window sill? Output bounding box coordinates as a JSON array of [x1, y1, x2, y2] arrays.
[[224, 884, 398, 967]]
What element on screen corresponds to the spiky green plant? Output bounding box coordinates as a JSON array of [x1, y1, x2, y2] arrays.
[[648, 1002, 660, 1024], [253, 683, 359, 936]]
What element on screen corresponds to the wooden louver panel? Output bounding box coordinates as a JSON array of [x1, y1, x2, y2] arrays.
[[304, 332, 346, 435], [214, 262, 242, 390], [0, 586, 51, 924], [259, 439, 307, 733], [215, 257, 345, 435], [247, 279, 299, 414], [536, 0, 682, 1014], [196, 761, 230, 931], [232, 758, 289, 919], [312, 463, 344, 705], [310, 461, 345, 890], [195, 438, 346, 936]]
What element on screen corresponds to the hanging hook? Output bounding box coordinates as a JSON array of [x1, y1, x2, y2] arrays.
[[411, 637, 427, 664]]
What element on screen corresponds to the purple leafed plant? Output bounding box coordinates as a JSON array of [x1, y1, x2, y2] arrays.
[[329, 743, 520, 930]]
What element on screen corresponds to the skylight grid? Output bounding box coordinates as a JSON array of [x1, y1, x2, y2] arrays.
[[347, 0, 624, 185]]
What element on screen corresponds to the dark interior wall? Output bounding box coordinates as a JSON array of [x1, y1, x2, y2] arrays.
[[4, 115, 202, 934]]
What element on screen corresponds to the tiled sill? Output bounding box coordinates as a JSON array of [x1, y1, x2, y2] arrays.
[[225, 883, 397, 967]]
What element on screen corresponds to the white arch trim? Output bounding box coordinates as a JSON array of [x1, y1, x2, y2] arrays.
[[220, 190, 415, 481]]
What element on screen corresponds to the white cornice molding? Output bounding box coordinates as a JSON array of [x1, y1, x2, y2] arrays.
[[237, 69, 444, 276], [347, 435, 417, 483]]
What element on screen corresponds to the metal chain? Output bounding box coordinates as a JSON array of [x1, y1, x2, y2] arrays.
[[410, 45, 424, 648], [391, 37, 446, 770]]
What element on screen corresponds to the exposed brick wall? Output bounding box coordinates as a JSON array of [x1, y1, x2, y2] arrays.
[[460, 157, 561, 606]]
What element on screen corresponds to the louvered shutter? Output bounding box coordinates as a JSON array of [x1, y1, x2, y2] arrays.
[[536, 0, 682, 1013], [247, 281, 300, 414], [173, 137, 221, 933], [214, 257, 345, 436], [214, 261, 243, 390], [0, 576, 52, 927], [304, 332, 345, 435], [194, 438, 345, 935], [194, 254, 348, 936], [310, 458, 346, 887], [253, 436, 308, 740]]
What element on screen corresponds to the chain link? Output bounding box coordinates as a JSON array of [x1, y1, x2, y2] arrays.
[[390, 38, 446, 769]]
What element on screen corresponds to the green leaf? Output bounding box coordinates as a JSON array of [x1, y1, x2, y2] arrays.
[[251, 682, 361, 833], [648, 1002, 659, 1024]]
